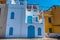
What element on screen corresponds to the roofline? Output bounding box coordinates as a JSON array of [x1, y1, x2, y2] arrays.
[[39, 5, 60, 11], [27, 4, 39, 5]]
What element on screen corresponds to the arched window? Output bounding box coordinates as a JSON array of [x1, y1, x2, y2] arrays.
[[9, 27, 13, 35], [38, 28, 41, 35], [11, 12, 14, 19]]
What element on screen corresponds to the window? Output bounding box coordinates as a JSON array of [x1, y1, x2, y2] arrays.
[[19, 0, 24, 1], [33, 5, 37, 9], [38, 28, 41, 35], [0, 8, 1, 15], [20, 1, 24, 5], [19, 0, 24, 5], [27, 5, 32, 11], [49, 28, 53, 33], [27, 16, 32, 24], [11, 12, 14, 19], [33, 5, 37, 11], [48, 18, 51, 23], [35, 17, 38, 22], [9, 27, 13, 35]]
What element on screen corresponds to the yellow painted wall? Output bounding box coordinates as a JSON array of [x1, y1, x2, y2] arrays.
[[39, 6, 60, 34], [44, 11, 53, 33], [0, 0, 6, 4], [52, 6, 60, 25], [53, 26, 60, 33], [39, 10, 53, 33], [52, 6, 60, 33]]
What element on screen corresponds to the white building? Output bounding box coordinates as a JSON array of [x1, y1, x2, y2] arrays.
[[6, 0, 45, 38]]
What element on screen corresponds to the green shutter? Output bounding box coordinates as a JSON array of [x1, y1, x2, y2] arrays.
[[49, 28, 53, 33], [48, 18, 51, 23]]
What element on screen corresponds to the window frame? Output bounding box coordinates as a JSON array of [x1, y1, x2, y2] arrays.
[[27, 16, 32, 24], [48, 17, 51, 23], [49, 28, 53, 33], [9, 27, 13, 35], [38, 28, 41, 35], [33, 5, 37, 12], [27, 5, 32, 11], [11, 12, 14, 19], [20, 1, 24, 5]]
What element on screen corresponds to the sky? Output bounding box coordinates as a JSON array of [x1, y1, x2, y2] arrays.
[[27, 0, 60, 10]]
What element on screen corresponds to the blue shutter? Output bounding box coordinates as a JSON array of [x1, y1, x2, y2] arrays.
[[36, 17, 38, 22], [11, 12, 14, 19], [20, 1, 24, 5], [27, 16, 32, 24], [19, 0, 24, 5], [38, 28, 41, 35], [9, 27, 13, 35]]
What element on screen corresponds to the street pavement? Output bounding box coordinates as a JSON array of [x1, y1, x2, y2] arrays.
[[0, 38, 58, 40]]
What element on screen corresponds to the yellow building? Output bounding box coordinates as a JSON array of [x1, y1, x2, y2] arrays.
[[52, 6, 60, 33], [39, 10, 53, 33], [0, 0, 6, 4], [39, 6, 60, 36]]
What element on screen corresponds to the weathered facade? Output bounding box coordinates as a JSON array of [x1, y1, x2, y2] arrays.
[[0, 4, 8, 37], [6, 0, 45, 38]]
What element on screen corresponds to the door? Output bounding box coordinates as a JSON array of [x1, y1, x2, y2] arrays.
[[28, 25, 35, 38]]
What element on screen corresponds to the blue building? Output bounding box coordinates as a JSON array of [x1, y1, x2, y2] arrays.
[[6, 0, 45, 38]]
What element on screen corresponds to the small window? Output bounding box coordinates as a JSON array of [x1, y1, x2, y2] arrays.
[[27, 5, 32, 9], [49, 28, 53, 33], [35, 17, 38, 22], [20, 1, 24, 5], [27, 16, 32, 24], [38, 28, 41, 35], [33, 5, 37, 9], [11, 12, 14, 19], [33, 5, 37, 11], [27, 5, 32, 11], [19, 0, 24, 5], [11, 0, 16, 4], [48, 18, 51, 23], [9, 27, 13, 35]]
